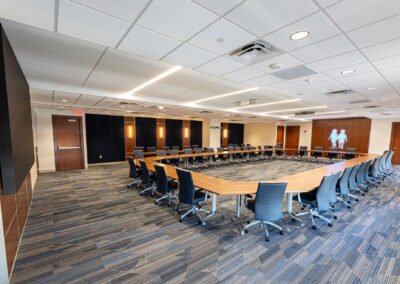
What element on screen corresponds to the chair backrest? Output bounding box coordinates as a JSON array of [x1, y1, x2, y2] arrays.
[[348, 164, 360, 190], [258, 145, 261, 150], [242, 146, 248, 150], [169, 149, 179, 156], [139, 160, 150, 185], [228, 145, 234, 151], [338, 166, 352, 195], [184, 148, 193, 154], [156, 150, 166, 156], [162, 146, 170, 151], [192, 145, 199, 149], [135, 146, 144, 151], [194, 148, 202, 154], [249, 146, 255, 150], [328, 147, 338, 152], [263, 145, 269, 149], [314, 146, 323, 157], [147, 146, 156, 152], [217, 147, 223, 152], [356, 161, 368, 185], [234, 146, 241, 151], [328, 171, 342, 204], [128, 157, 138, 178], [314, 146, 323, 150], [299, 146, 307, 156], [184, 145, 191, 149], [371, 156, 381, 178], [275, 145, 281, 149], [134, 150, 144, 159], [316, 174, 337, 211], [176, 168, 195, 205], [387, 151, 394, 167], [207, 148, 214, 153], [346, 148, 356, 152], [363, 160, 372, 182], [379, 153, 388, 172], [154, 164, 168, 194], [172, 146, 180, 150], [254, 182, 288, 221]]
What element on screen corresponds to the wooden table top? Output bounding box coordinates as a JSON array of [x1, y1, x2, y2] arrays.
[[132, 149, 379, 196]]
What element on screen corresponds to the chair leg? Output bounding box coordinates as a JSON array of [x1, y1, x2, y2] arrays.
[[140, 184, 154, 195], [179, 207, 195, 222], [261, 222, 270, 241], [242, 220, 261, 235], [127, 179, 140, 188]]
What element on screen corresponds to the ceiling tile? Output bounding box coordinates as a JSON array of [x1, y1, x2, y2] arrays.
[[188, 19, 256, 55], [70, 0, 149, 22], [347, 14, 400, 48], [30, 88, 53, 103], [263, 12, 340, 52], [314, 0, 340, 8], [162, 44, 217, 69], [75, 94, 104, 106], [192, 0, 244, 15], [326, 0, 400, 32], [118, 26, 181, 60], [242, 74, 282, 87], [225, 0, 317, 36], [252, 53, 303, 73], [137, 0, 218, 41], [0, 0, 54, 31], [290, 35, 354, 63], [361, 38, 400, 61], [221, 67, 265, 82], [308, 50, 366, 72], [54, 91, 81, 104], [373, 54, 400, 71], [290, 73, 331, 85], [262, 81, 297, 91], [324, 62, 375, 79], [195, 57, 245, 76], [58, 0, 130, 47]]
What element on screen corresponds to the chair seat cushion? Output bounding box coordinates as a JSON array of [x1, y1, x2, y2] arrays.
[[193, 190, 210, 204], [246, 199, 255, 212]]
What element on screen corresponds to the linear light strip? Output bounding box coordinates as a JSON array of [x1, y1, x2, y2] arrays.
[[264, 105, 327, 114], [302, 114, 356, 120], [126, 65, 182, 95], [190, 87, 259, 104], [287, 110, 345, 117], [233, 98, 302, 110]]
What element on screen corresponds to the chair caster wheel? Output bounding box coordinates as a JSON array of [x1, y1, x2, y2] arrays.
[[355, 199, 359, 202], [179, 219, 182, 223], [202, 221, 206, 226], [177, 210, 182, 214], [240, 230, 245, 236], [328, 223, 333, 227], [280, 230, 284, 235], [168, 204, 171, 207], [333, 216, 338, 220], [221, 215, 225, 220], [198, 220, 202, 225], [312, 225, 317, 230], [247, 220, 251, 224], [140, 193, 143, 196], [154, 201, 157, 205], [361, 193, 365, 196], [244, 229, 249, 234], [347, 206, 351, 209], [265, 237, 270, 242], [292, 218, 296, 222]]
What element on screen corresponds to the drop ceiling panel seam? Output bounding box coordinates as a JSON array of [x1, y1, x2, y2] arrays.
[[80, 47, 108, 88]]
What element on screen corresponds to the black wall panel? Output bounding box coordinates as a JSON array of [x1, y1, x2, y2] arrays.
[[0, 25, 34, 195], [85, 114, 125, 164], [165, 119, 183, 148], [190, 120, 202, 148], [135, 117, 157, 148], [228, 123, 244, 145]]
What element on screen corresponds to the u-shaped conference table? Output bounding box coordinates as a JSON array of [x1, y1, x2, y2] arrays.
[[134, 148, 379, 229]]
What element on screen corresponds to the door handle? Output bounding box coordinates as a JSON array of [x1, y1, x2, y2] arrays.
[[58, 146, 81, 151]]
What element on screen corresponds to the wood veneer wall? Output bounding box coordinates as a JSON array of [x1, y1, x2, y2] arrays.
[[156, 119, 165, 150], [183, 120, 190, 147], [311, 117, 371, 153], [124, 117, 135, 159]]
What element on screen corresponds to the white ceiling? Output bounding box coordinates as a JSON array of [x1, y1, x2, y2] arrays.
[[0, 0, 400, 122]]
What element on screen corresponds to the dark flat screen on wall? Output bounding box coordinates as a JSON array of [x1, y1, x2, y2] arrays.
[[135, 117, 157, 148], [166, 119, 183, 148], [228, 123, 244, 145], [0, 25, 34, 195], [190, 120, 202, 148]]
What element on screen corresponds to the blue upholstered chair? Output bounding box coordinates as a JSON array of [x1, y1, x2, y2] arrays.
[[154, 164, 178, 207], [337, 166, 359, 204], [127, 157, 141, 188], [139, 160, 155, 196], [348, 164, 365, 196], [328, 171, 342, 217], [243, 182, 289, 241], [134, 149, 144, 159]]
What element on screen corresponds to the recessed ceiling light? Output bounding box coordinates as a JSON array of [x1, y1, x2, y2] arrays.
[[290, 31, 310, 41], [341, 69, 355, 74], [217, 38, 224, 43], [158, 106, 164, 110], [125, 65, 182, 96], [61, 99, 68, 102], [269, 63, 281, 70], [381, 98, 389, 101], [366, 87, 377, 91], [189, 87, 259, 104]]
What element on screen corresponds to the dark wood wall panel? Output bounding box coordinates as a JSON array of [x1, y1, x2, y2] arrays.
[[276, 126, 284, 146], [135, 117, 156, 148], [190, 120, 202, 148], [124, 117, 135, 159], [165, 119, 183, 149], [311, 117, 371, 152]]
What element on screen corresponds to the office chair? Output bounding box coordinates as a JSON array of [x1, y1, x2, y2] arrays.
[[356, 161, 369, 192], [298, 146, 308, 160], [369, 156, 382, 184], [171, 145, 180, 150], [379, 153, 389, 178], [139, 160, 155, 196], [162, 146, 170, 151], [248, 146, 257, 160], [134, 149, 144, 159], [362, 160, 376, 187], [127, 157, 141, 188], [243, 182, 289, 241], [337, 166, 358, 204], [135, 146, 144, 151], [156, 149, 167, 164], [264, 145, 273, 158], [348, 164, 365, 196], [184, 145, 192, 149], [386, 151, 395, 175], [227, 145, 234, 151], [274, 145, 283, 157], [154, 164, 178, 207], [344, 148, 356, 159], [146, 146, 156, 153], [327, 171, 342, 217], [194, 148, 207, 168], [234, 145, 244, 162], [327, 147, 338, 160], [216, 147, 228, 166], [168, 149, 180, 166], [175, 168, 209, 224], [183, 148, 194, 169], [312, 146, 323, 160], [295, 174, 337, 229]]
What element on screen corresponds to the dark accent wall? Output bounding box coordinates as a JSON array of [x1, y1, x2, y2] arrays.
[[135, 117, 157, 148], [227, 123, 244, 145], [0, 25, 34, 195], [166, 119, 183, 148], [190, 120, 202, 147], [85, 114, 125, 164]]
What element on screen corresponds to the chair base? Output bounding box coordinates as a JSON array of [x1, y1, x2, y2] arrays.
[[296, 206, 333, 229], [155, 192, 177, 207], [176, 204, 210, 225], [241, 219, 288, 241]]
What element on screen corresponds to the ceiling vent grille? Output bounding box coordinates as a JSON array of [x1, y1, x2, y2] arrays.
[[294, 111, 315, 116], [362, 105, 381, 109], [326, 89, 354, 96], [231, 40, 280, 64], [271, 65, 317, 80], [199, 110, 212, 114]]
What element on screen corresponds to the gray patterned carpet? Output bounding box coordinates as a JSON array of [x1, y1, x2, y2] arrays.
[[10, 161, 400, 284]]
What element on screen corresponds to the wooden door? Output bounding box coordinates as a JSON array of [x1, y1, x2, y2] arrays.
[[276, 126, 284, 147], [285, 126, 300, 155], [390, 122, 400, 165], [52, 115, 84, 171]]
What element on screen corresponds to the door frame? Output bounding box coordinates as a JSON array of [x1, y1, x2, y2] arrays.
[[390, 122, 400, 165], [285, 125, 300, 155], [52, 115, 85, 171]]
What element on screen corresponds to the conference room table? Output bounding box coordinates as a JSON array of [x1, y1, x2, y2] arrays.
[[133, 148, 379, 230]]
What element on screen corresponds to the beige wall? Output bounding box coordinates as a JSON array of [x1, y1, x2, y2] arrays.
[[30, 109, 38, 189], [244, 123, 276, 146], [298, 122, 312, 149], [369, 118, 400, 154], [202, 119, 210, 148], [35, 107, 88, 173]]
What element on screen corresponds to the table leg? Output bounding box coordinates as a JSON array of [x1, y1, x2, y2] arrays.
[[287, 192, 304, 225], [184, 157, 188, 167], [202, 193, 224, 225], [229, 153, 233, 162], [231, 195, 244, 231], [246, 153, 250, 160]]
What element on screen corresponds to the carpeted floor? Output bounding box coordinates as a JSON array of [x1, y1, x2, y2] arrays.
[[9, 160, 400, 284]]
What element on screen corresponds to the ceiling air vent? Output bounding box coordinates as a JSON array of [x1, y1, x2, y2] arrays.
[[362, 105, 381, 109], [234, 98, 258, 107], [326, 89, 354, 96], [271, 65, 317, 80], [295, 111, 315, 116], [199, 110, 213, 114], [231, 40, 280, 64]]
